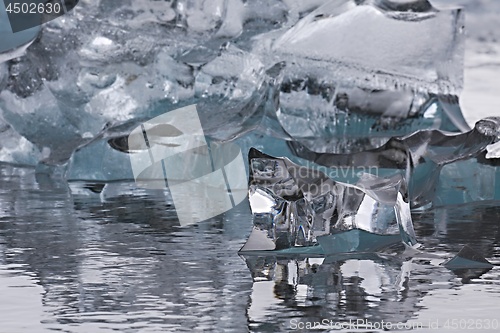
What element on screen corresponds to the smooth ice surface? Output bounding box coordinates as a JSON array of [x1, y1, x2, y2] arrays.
[[0, 0, 274, 165], [316, 230, 402, 254], [254, 0, 468, 152], [272, 0, 464, 94]]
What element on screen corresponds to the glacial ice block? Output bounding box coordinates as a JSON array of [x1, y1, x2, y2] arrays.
[[259, 0, 468, 153], [273, 0, 464, 94], [0, 0, 471, 169], [0, 0, 271, 166], [239, 148, 418, 253]]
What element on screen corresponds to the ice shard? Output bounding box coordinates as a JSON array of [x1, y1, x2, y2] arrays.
[[239, 148, 418, 253], [444, 245, 494, 269]]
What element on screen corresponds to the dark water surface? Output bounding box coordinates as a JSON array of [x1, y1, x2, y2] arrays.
[[0, 164, 499, 332]]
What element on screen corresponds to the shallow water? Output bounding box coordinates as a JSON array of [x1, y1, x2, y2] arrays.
[[0, 164, 499, 333]]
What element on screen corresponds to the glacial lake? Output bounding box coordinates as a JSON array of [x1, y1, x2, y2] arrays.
[[0, 164, 499, 332]]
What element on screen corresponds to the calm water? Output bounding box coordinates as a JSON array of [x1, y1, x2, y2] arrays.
[[0, 164, 499, 333]]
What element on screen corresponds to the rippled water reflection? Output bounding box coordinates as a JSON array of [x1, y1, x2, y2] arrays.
[[0, 164, 499, 332]]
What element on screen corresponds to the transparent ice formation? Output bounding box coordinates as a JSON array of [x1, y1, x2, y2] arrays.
[[240, 148, 418, 253], [272, 0, 464, 94]]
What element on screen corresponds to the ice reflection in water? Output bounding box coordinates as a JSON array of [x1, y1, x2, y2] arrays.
[[243, 250, 497, 332], [0, 164, 499, 332]]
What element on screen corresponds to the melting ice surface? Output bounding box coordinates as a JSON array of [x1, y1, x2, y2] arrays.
[[0, 0, 499, 255]]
